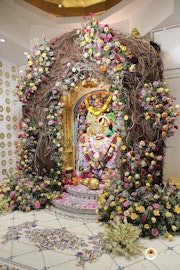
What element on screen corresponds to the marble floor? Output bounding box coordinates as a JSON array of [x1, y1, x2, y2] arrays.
[[0, 208, 180, 270]]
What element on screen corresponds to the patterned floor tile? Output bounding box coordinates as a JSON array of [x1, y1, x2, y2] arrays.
[[152, 248, 180, 270], [0, 210, 180, 270]]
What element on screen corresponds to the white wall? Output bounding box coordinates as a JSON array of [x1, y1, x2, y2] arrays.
[[163, 71, 180, 180], [0, 58, 20, 181]]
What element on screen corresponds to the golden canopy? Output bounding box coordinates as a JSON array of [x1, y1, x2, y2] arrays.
[[24, 0, 123, 17]]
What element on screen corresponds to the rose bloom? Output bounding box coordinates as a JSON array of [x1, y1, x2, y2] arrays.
[[130, 213, 137, 220], [123, 201, 129, 207], [153, 203, 160, 209], [138, 206, 145, 213], [153, 210, 160, 216], [151, 217, 156, 223], [151, 228, 159, 237], [165, 211, 172, 218], [141, 216, 147, 222], [110, 201, 116, 207], [34, 201, 41, 209], [124, 210, 130, 216]]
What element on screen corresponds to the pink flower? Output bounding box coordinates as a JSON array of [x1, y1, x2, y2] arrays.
[[34, 202, 40, 209], [124, 210, 130, 216], [151, 228, 159, 237], [123, 201, 129, 207], [153, 203, 160, 209]]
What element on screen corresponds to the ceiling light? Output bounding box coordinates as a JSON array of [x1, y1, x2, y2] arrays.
[[58, 4, 62, 8], [0, 38, 6, 43], [24, 52, 28, 55]]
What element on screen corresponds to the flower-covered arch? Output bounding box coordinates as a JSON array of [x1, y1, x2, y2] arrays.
[[0, 15, 179, 238]]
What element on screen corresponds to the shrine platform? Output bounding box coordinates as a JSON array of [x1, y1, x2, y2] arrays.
[[53, 183, 105, 218]]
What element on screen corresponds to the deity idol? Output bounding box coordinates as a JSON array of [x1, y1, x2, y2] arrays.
[[76, 112, 121, 181]]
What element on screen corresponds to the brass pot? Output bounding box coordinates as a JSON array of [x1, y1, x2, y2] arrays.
[[88, 178, 99, 190]]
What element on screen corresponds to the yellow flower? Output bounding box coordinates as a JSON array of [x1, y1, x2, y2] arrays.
[[121, 45, 127, 51], [144, 224, 150, 229], [104, 205, 109, 211], [141, 160, 147, 167], [115, 41, 120, 47], [81, 41, 86, 46], [121, 145, 127, 151], [129, 65, 136, 72], [151, 217, 156, 223], [174, 205, 180, 214], [104, 45, 110, 51], [124, 115, 129, 120], [117, 64, 123, 70], [166, 202, 171, 209], [153, 210, 160, 216], [172, 225, 177, 232], [130, 213, 137, 220], [110, 201, 116, 207], [116, 206, 122, 213], [42, 52, 47, 58], [165, 211, 172, 218], [35, 50, 41, 56], [146, 182, 151, 188], [110, 214, 114, 219], [119, 197, 125, 203], [28, 60, 33, 66], [139, 140, 145, 146], [167, 234, 173, 241], [138, 206, 145, 213]]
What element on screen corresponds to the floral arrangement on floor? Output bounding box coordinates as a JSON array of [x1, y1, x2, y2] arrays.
[[103, 217, 144, 257], [97, 179, 180, 239]]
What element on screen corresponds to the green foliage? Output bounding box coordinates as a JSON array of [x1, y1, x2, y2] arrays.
[[0, 194, 10, 215], [104, 218, 144, 258]]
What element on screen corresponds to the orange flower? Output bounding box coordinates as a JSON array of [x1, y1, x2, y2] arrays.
[[100, 66, 107, 72], [162, 112, 168, 118], [72, 177, 78, 185]]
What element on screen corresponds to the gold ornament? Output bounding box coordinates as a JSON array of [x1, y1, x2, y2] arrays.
[[88, 178, 99, 190], [85, 92, 112, 116]]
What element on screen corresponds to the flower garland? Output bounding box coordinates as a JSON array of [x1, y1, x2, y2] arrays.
[[139, 81, 179, 137], [83, 135, 119, 169], [16, 38, 55, 104], [85, 93, 112, 116]]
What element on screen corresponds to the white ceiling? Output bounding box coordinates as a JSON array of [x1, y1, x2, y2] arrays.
[[0, 0, 178, 66]]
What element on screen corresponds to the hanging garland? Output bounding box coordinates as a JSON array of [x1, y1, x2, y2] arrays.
[[85, 93, 112, 116]]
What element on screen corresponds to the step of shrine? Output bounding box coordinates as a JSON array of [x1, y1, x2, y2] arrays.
[[53, 183, 105, 216]]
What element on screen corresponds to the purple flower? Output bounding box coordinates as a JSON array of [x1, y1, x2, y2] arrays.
[[153, 81, 159, 87]]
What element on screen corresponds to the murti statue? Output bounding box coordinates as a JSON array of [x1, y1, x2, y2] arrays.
[[76, 111, 121, 182]]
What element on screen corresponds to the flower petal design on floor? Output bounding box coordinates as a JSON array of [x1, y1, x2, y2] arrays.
[[2, 221, 110, 267]]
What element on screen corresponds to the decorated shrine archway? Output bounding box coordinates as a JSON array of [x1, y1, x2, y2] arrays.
[[61, 81, 122, 181]]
